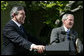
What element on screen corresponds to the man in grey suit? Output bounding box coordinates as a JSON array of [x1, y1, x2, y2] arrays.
[[50, 14, 83, 55], [1, 6, 45, 55]]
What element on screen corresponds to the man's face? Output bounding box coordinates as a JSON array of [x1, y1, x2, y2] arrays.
[[15, 10, 26, 24], [63, 15, 74, 29]]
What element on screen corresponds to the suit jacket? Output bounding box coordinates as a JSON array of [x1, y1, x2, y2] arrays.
[[50, 26, 78, 55], [1, 20, 43, 55]]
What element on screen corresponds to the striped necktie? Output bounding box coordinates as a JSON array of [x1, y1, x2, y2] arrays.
[[19, 25, 24, 33], [66, 30, 70, 40]]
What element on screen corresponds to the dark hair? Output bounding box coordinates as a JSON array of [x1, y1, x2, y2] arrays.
[[10, 6, 24, 18]]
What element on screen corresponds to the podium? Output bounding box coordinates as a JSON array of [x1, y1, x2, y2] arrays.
[[45, 40, 70, 55]]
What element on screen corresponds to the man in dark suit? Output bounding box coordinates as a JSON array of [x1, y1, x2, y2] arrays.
[[1, 6, 45, 55], [50, 14, 83, 55]]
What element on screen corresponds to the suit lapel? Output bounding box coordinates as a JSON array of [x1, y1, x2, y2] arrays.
[[10, 20, 27, 37], [57, 26, 67, 42]]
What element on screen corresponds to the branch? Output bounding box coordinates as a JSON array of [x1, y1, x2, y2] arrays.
[[66, 1, 75, 8], [71, 5, 83, 12], [60, 1, 76, 16], [60, 1, 83, 16]]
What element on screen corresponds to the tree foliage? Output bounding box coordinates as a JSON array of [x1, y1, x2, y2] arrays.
[[1, 1, 69, 28], [1, 1, 8, 11], [1, 1, 26, 11], [25, 1, 69, 28]]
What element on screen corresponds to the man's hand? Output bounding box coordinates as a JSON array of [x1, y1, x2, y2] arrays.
[[32, 45, 45, 53]]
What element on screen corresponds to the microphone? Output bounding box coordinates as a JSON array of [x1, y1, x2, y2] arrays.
[[61, 31, 67, 34]]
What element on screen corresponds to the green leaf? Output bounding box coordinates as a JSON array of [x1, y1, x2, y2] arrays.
[[46, 3, 56, 8]]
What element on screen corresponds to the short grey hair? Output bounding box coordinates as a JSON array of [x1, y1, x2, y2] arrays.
[[10, 6, 24, 19], [62, 14, 74, 22]]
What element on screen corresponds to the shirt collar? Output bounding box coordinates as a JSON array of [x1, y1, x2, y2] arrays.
[[12, 19, 21, 27], [63, 25, 70, 32]]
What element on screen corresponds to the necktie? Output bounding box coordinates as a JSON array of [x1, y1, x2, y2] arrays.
[[66, 30, 70, 40], [19, 25, 24, 33], [66, 30, 76, 54]]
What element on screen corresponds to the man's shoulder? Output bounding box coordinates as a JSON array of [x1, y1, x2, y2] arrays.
[[5, 20, 16, 27], [3, 20, 17, 31]]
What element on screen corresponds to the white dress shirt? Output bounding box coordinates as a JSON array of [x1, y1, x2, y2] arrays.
[[63, 25, 70, 32], [12, 19, 21, 27], [12, 19, 36, 51]]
